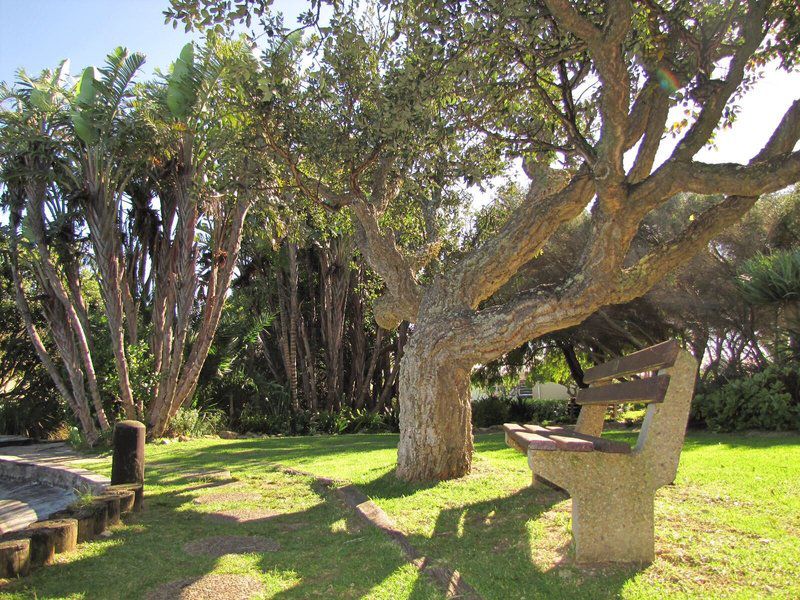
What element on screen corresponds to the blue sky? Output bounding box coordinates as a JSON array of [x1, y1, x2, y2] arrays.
[[0, 0, 305, 82], [1, 0, 797, 171]]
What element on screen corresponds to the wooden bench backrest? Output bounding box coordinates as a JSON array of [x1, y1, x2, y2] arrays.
[[582, 339, 680, 384], [574, 341, 697, 485]]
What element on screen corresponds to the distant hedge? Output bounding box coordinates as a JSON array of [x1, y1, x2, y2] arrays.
[[472, 395, 575, 427]]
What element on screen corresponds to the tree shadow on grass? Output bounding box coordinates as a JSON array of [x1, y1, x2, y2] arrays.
[[401, 483, 641, 600], [1, 457, 442, 599], [145, 434, 402, 482]]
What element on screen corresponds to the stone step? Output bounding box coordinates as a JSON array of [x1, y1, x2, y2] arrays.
[[0, 436, 32, 449], [0, 481, 76, 535], [0, 443, 109, 535]]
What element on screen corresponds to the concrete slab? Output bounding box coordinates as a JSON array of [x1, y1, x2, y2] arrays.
[[0, 436, 32, 448], [0, 443, 108, 535], [0, 480, 76, 534]]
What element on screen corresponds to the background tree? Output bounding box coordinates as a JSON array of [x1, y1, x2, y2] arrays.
[[0, 236, 68, 438], [0, 37, 282, 439], [473, 187, 800, 390], [136, 36, 271, 437], [1, 62, 111, 442]]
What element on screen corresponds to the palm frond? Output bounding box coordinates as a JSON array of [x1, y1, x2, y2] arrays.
[[97, 47, 146, 119], [738, 249, 800, 305]]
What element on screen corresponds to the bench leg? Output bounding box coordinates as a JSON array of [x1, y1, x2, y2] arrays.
[[571, 490, 655, 564]]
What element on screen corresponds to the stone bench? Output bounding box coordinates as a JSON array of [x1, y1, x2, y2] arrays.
[[503, 340, 697, 564]]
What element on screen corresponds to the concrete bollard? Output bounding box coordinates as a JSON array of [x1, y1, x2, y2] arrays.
[[111, 420, 145, 486]]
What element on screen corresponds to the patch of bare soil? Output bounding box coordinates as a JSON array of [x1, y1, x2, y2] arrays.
[[183, 535, 280, 557], [192, 492, 262, 505], [146, 574, 264, 600], [181, 469, 233, 482], [205, 507, 282, 523]]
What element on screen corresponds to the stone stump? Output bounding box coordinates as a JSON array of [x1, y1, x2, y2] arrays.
[[111, 420, 145, 486]]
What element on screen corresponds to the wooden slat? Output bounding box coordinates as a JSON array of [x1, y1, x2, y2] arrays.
[[521, 425, 594, 452], [503, 424, 557, 452], [576, 374, 670, 406], [548, 434, 594, 452], [583, 340, 680, 383], [506, 423, 631, 454], [540, 426, 631, 454]]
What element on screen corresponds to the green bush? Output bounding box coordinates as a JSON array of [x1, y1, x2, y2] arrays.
[[67, 426, 83, 448], [332, 407, 396, 434], [167, 407, 227, 437], [509, 396, 574, 424], [471, 395, 510, 427], [238, 405, 398, 436], [472, 395, 574, 427], [692, 364, 800, 431], [239, 403, 290, 434]]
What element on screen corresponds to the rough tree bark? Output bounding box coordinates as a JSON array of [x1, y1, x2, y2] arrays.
[[396, 322, 473, 480]]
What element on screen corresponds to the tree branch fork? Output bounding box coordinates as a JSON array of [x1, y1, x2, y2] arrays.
[[273, 0, 800, 368]]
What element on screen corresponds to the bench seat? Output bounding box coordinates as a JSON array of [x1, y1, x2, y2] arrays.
[[503, 423, 631, 454]]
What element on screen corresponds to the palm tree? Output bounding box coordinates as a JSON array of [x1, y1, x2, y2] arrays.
[[0, 63, 109, 442], [68, 47, 147, 419], [143, 36, 265, 437]]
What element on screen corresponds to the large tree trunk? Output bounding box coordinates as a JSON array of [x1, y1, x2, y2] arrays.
[[396, 326, 473, 481]]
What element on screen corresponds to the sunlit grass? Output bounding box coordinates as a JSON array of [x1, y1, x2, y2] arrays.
[[1, 430, 797, 599]]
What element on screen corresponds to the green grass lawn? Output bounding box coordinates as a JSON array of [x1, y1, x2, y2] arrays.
[[1, 430, 798, 599]]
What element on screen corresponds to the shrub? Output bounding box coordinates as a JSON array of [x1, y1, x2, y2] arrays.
[[67, 426, 83, 449], [238, 405, 398, 436], [167, 407, 227, 438], [239, 404, 289, 434], [692, 364, 800, 431], [471, 395, 510, 427], [472, 394, 575, 427], [335, 407, 396, 434], [66, 424, 113, 450], [509, 397, 574, 424]]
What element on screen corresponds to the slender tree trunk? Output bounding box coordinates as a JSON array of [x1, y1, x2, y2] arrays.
[[84, 196, 138, 420], [319, 240, 351, 410], [396, 323, 473, 481], [50, 312, 100, 443], [9, 257, 99, 444], [287, 243, 301, 412], [121, 263, 138, 346], [275, 275, 296, 403], [64, 260, 94, 355], [558, 341, 589, 389], [150, 197, 250, 436], [377, 321, 407, 412], [26, 194, 110, 430], [298, 315, 318, 411]]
